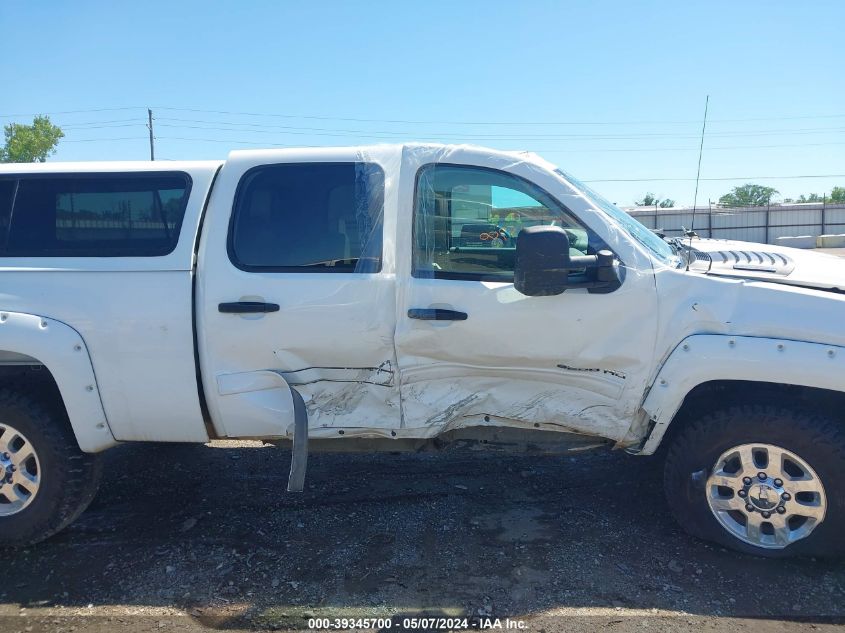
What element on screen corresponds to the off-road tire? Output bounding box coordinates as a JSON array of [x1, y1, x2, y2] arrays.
[[0, 388, 102, 547], [664, 403, 845, 558]]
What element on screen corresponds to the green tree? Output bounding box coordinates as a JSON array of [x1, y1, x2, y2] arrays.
[[798, 193, 823, 203], [635, 192, 675, 208], [0, 116, 64, 163], [829, 187, 845, 203], [718, 184, 779, 207]]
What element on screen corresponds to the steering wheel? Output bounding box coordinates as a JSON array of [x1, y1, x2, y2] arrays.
[[479, 226, 512, 246]]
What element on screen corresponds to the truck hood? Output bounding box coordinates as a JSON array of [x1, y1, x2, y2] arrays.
[[686, 237, 845, 292]]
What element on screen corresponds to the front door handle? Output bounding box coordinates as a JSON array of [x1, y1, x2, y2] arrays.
[[407, 308, 468, 321], [219, 301, 280, 314]]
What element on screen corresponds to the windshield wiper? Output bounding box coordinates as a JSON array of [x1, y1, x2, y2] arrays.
[[665, 237, 693, 268], [663, 236, 684, 256], [668, 237, 713, 271]]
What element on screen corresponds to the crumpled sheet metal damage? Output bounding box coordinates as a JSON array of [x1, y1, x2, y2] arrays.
[[249, 143, 845, 452], [281, 144, 662, 447], [391, 144, 660, 446]]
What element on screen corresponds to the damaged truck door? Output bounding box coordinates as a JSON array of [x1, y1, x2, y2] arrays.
[[198, 146, 662, 447], [197, 149, 401, 439], [394, 153, 661, 445]]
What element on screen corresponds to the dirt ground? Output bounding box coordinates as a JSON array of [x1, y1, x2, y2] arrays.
[[0, 441, 843, 633]]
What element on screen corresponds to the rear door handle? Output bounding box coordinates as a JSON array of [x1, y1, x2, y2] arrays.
[[218, 301, 280, 314], [407, 308, 468, 321]]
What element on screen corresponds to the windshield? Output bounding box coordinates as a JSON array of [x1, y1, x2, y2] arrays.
[[554, 168, 678, 265]]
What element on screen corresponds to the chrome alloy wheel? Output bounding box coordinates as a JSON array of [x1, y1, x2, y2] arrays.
[[0, 424, 41, 516], [706, 443, 826, 549]]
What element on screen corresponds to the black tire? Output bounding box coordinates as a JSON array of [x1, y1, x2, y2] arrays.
[[0, 388, 102, 547], [664, 403, 845, 558]]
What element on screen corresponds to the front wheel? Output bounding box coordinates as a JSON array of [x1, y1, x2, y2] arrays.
[[664, 404, 845, 557]]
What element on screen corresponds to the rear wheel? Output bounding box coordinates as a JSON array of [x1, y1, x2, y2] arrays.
[[664, 404, 844, 557], [0, 390, 102, 547]]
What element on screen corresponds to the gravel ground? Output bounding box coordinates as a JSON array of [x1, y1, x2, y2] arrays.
[[0, 441, 843, 632]]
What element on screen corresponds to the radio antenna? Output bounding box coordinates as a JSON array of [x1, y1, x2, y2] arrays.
[[687, 95, 709, 271]]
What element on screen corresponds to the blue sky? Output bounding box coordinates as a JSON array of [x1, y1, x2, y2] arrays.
[[1, 0, 843, 207]]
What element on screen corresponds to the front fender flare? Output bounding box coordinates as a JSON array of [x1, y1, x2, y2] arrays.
[[0, 311, 116, 452], [638, 335, 845, 454]]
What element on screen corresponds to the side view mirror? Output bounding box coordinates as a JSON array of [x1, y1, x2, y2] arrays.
[[514, 226, 620, 296]]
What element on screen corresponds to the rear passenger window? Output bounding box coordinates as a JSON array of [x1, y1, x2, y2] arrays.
[[2, 173, 191, 257], [229, 162, 384, 273]]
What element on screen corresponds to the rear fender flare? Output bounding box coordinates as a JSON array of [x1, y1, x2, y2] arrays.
[[0, 311, 116, 452]]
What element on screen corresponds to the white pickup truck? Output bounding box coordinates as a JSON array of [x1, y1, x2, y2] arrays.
[[0, 144, 842, 557]]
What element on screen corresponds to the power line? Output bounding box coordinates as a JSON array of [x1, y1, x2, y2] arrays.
[[584, 174, 845, 183], [154, 106, 700, 126], [149, 124, 845, 144], [0, 107, 143, 119], [43, 111, 845, 149], [157, 135, 305, 147], [59, 119, 145, 128], [48, 134, 845, 183], [44, 112, 845, 138], [151, 106, 845, 127], [6, 105, 845, 127], [151, 119, 845, 141], [151, 134, 845, 153], [546, 141, 845, 153], [61, 137, 148, 143], [60, 123, 146, 130], [10, 107, 845, 147], [54, 127, 845, 155]]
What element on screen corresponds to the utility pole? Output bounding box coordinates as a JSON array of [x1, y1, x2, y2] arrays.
[[147, 108, 155, 161], [822, 193, 827, 234]]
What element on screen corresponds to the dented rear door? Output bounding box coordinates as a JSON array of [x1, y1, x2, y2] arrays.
[[197, 147, 402, 439]]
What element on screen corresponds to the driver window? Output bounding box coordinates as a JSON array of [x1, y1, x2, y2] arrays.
[[413, 164, 595, 280]]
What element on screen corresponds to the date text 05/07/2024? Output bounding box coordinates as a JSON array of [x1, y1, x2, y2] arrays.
[[307, 617, 528, 630]]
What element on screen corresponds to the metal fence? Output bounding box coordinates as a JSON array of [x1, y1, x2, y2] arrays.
[[626, 202, 845, 245]]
